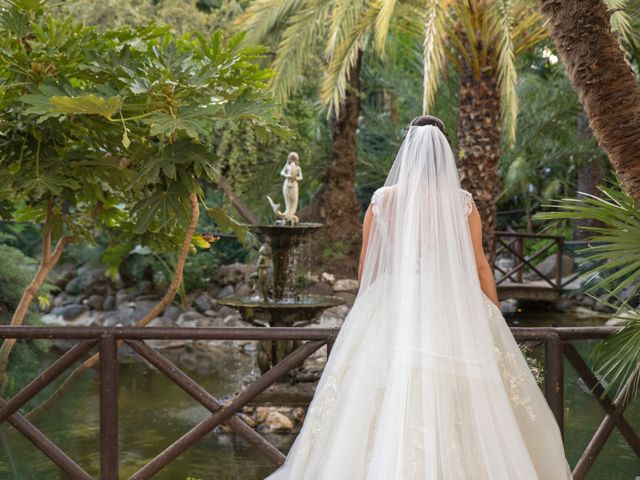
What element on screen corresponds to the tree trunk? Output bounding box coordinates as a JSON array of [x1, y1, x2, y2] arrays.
[[574, 110, 607, 240], [457, 62, 502, 266], [539, 0, 640, 202], [299, 53, 362, 278]]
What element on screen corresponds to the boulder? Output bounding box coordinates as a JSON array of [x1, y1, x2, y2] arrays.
[[235, 283, 252, 296], [308, 282, 333, 296], [525, 254, 574, 281], [194, 293, 214, 313], [50, 304, 88, 321], [86, 294, 104, 311], [217, 285, 235, 299], [162, 305, 182, 323], [320, 272, 336, 285], [102, 295, 116, 311], [606, 308, 637, 326], [333, 279, 359, 293], [259, 411, 294, 433], [335, 291, 356, 306]]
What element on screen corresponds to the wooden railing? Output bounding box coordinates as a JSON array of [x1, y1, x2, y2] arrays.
[[0, 325, 636, 480], [494, 231, 565, 291]]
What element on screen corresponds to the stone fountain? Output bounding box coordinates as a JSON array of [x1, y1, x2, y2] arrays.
[[218, 152, 344, 376]]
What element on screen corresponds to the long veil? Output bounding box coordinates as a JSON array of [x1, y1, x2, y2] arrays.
[[266, 125, 571, 479]]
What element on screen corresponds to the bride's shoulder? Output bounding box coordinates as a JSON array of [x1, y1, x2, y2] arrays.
[[459, 188, 474, 216], [371, 186, 391, 205], [370, 185, 395, 216]]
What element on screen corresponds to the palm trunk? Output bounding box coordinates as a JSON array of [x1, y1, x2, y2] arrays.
[[299, 53, 362, 277], [457, 61, 502, 266], [539, 0, 640, 202]]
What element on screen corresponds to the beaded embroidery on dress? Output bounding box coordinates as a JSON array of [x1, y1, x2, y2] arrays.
[[264, 126, 572, 480]]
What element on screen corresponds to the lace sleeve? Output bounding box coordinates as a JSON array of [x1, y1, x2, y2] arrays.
[[371, 187, 388, 217], [461, 189, 473, 217]]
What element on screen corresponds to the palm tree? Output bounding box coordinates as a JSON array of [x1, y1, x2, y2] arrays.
[[239, 0, 369, 276], [242, 0, 547, 266], [538, 0, 640, 203]]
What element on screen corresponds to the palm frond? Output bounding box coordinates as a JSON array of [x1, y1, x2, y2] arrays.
[[592, 311, 640, 402], [491, 0, 518, 144], [239, 0, 307, 45], [270, 0, 332, 103], [374, 0, 398, 54], [533, 179, 640, 298], [422, 0, 448, 114], [606, 0, 639, 52], [322, 3, 378, 116]]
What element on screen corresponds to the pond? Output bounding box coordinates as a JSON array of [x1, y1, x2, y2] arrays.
[[0, 307, 638, 480]]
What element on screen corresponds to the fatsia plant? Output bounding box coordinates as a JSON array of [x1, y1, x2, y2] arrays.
[[0, 0, 281, 394], [533, 178, 640, 400]]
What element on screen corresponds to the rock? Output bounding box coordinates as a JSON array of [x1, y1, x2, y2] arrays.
[[605, 308, 637, 326], [116, 289, 134, 306], [594, 293, 616, 313], [335, 291, 356, 306], [207, 283, 222, 298], [619, 285, 640, 308], [162, 305, 182, 322], [291, 407, 305, 422], [217, 285, 235, 299], [86, 294, 104, 311], [308, 282, 333, 296], [52, 263, 76, 290], [82, 270, 111, 296], [52, 292, 75, 308], [217, 306, 239, 318], [204, 309, 217, 317], [176, 311, 205, 327], [194, 293, 214, 313], [320, 272, 336, 285], [259, 411, 294, 432], [223, 314, 251, 327], [238, 412, 257, 428], [255, 406, 271, 423], [332, 279, 359, 293], [40, 313, 66, 326], [50, 304, 88, 321], [235, 283, 252, 296], [67, 311, 109, 327], [555, 296, 577, 312], [525, 254, 574, 281], [135, 294, 160, 302], [102, 295, 116, 311]]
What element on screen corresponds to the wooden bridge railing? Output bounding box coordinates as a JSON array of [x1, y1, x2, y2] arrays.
[[0, 325, 636, 480], [494, 231, 566, 291]]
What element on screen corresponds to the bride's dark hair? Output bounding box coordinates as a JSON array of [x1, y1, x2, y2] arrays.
[[405, 115, 449, 142], [409, 114, 445, 134]]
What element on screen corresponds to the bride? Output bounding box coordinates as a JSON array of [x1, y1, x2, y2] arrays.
[[265, 115, 573, 479]]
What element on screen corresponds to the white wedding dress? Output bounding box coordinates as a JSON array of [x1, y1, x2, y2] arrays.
[[265, 126, 572, 480]]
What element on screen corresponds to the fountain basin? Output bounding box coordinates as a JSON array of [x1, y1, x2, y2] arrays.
[[218, 294, 345, 327]]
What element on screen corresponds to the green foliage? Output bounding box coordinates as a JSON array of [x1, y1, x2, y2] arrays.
[[0, 244, 38, 312], [534, 177, 640, 399], [534, 177, 640, 299], [0, 2, 282, 254], [500, 57, 609, 227], [53, 0, 249, 36]]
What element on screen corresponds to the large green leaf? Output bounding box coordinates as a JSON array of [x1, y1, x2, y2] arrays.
[[49, 94, 123, 119]]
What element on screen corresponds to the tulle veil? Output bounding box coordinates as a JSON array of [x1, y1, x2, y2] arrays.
[[265, 125, 571, 479]]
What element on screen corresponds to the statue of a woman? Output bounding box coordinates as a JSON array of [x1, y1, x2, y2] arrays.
[[267, 152, 303, 225]]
